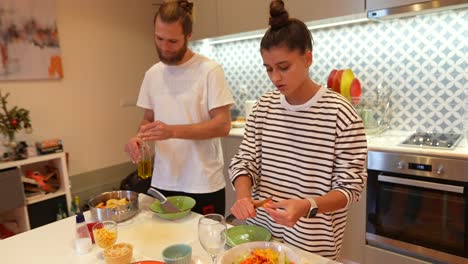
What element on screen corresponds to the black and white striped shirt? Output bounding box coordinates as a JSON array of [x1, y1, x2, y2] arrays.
[[229, 87, 368, 260]]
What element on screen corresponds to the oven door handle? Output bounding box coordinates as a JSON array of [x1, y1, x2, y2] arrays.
[[378, 174, 464, 194]]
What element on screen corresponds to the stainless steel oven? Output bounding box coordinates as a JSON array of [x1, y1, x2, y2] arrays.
[[366, 151, 468, 264]]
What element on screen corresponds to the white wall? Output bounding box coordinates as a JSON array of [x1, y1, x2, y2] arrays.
[[0, 0, 157, 176]]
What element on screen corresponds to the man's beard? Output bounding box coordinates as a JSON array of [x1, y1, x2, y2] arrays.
[[156, 41, 188, 65]]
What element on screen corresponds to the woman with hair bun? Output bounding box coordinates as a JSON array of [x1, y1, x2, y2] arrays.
[[229, 0, 367, 260]]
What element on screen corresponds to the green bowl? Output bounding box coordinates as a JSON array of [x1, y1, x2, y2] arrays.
[[226, 225, 272, 247], [149, 196, 196, 220]]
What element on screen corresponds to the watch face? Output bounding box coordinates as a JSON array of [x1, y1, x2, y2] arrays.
[[308, 207, 318, 218]]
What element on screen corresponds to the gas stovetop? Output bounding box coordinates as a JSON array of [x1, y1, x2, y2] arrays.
[[400, 132, 463, 150]]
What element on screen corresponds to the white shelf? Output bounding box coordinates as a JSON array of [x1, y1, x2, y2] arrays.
[[0, 152, 65, 170], [0, 152, 70, 232], [26, 190, 67, 205]]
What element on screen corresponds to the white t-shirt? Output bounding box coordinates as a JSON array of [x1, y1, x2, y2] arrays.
[[137, 53, 234, 193]]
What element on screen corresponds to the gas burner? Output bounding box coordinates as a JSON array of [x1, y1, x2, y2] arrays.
[[400, 132, 463, 150]]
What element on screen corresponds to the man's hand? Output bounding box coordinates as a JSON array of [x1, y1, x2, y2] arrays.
[[139, 120, 174, 141], [124, 136, 142, 163]]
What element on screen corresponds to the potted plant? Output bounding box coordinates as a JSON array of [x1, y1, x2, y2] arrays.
[[0, 91, 32, 160]]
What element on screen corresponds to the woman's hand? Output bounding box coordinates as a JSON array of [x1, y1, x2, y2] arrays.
[[264, 199, 310, 227], [230, 197, 257, 220], [139, 121, 174, 141], [124, 136, 142, 163]]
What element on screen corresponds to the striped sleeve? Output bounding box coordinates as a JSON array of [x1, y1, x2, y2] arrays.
[[332, 97, 368, 207], [229, 102, 260, 187]]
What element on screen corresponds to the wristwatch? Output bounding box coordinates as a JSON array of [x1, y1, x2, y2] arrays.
[[306, 197, 318, 218]]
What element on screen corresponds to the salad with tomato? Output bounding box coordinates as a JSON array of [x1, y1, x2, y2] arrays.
[[233, 248, 295, 264]]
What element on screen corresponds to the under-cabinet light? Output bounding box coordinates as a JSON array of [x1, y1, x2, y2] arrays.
[[208, 33, 265, 45], [206, 17, 369, 46], [307, 17, 369, 30]]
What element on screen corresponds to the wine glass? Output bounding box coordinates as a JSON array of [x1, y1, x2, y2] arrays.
[[198, 214, 227, 263], [92, 221, 118, 258]]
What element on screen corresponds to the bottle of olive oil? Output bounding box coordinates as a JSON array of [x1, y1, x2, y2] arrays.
[[138, 159, 152, 179], [138, 141, 153, 179]]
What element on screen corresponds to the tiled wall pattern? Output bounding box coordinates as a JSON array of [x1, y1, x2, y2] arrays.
[[191, 9, 467, 133]]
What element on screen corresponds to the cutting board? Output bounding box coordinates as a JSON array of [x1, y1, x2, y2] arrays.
[[118, 211, 199, 260]]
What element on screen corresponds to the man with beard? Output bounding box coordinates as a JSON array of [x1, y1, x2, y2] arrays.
[[125, 0, 234, 215]]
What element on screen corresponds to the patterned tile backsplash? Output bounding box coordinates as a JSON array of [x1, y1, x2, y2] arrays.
[[191, 9, 467, 133]]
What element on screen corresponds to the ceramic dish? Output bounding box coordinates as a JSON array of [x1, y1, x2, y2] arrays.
[[332, 69, 344, 93], [218, 241, 301, 264], [226, 225, 272, 247], [149, 196, 196, 220], [340, 69, 355, 100], [350, 78, 362, 105], [327, 69, 337, 88]]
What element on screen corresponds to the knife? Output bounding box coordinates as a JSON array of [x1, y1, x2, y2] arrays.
[[147, 187, 180, 213]]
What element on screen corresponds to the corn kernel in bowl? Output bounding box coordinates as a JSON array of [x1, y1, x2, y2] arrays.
[[94, 228, 117, 248]]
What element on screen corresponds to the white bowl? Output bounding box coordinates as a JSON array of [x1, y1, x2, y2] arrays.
[[218, 241, 301, 264]]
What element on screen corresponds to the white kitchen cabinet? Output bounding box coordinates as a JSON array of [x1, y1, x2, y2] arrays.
[[286, 0, 365, 23], [216, 0, 270, 37], [0, 152, 71, 234], [194, 0, 365, 40], [191, 0, 219, 40], [216, 0, 365, 37], [339, 187, 367, 264]]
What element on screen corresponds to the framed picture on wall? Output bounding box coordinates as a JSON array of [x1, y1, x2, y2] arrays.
[[0, 0, 63, 81]]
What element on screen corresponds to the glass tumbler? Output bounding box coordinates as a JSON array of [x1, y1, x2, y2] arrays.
[[138, 141, 153, 179]]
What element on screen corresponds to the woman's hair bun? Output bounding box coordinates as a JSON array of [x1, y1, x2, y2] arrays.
[[269, 0, 289, 29]]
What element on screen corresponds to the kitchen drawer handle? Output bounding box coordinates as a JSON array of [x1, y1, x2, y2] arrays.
[[378, 174, 464, 194]]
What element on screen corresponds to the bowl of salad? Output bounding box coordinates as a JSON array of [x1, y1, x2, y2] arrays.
[[218, 241, 301, 264]]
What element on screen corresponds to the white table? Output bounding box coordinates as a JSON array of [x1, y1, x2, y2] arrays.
[[0, 194, 339, 264]]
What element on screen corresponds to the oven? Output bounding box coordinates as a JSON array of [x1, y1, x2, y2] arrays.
[[366, 151, 468, 264]]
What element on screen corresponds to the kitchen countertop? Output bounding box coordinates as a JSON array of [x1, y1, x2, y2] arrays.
[[0, 194, 339, 264], [229, 127, 468, 160]]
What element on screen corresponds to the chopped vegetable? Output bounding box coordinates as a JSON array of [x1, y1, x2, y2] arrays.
[[96, 198, 129, 209], [233, 248, 295, 264]]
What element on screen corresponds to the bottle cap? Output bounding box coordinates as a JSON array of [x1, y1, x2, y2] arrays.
[[75, 213, 85, 224]]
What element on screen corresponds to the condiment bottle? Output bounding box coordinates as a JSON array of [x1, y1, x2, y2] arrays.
[[138, 141, 153, 179], [70, 195, 81, 216], [74, 213, 93, 255], [75, 195, 81, 214], [56, 203, 67, 220]]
